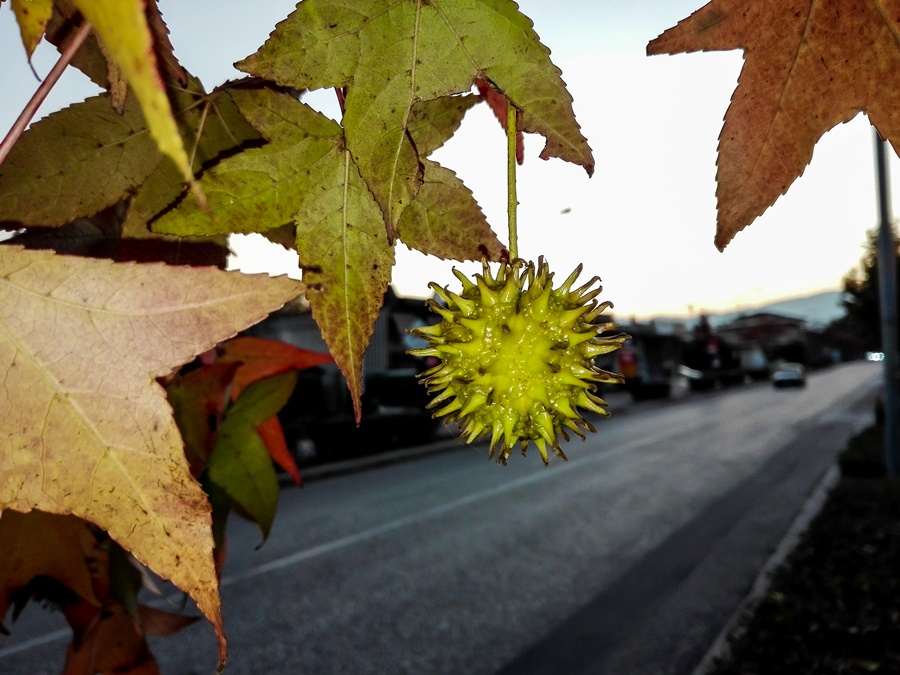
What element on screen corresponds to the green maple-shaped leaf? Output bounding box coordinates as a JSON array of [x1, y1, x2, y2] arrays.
[[0, 81, 259, 229], [408, 94, 479, 157], [123, 83, 261, 232], [397, 159, 503, 260], [237, 0, 594, 237], [250, 103, 499, 267], [400, 94, 506, 259], [207, 371, 298, 541], [295, 184, 394, 424], [0, 95, 159, 227], [153, 88, 395, 419], [153, 88, 356, 238]]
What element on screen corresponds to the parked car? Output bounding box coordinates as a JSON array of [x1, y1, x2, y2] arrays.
[[772, 362, 806, 388], [245, 287, 442, 462]]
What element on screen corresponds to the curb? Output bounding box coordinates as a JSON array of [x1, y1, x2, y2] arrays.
[[690, 463, 841, 675], [276, 399, 635, 487], [278, 434, 465, 486]]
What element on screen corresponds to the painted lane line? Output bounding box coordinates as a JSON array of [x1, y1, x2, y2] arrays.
[[220, 425, 682, 586], [0, 426, 683, 661]]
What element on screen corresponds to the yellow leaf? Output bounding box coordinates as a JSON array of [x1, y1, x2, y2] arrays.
[[11, 0, 53, 59], [71, 0, 202, 204], [0, 247, 303, 669]]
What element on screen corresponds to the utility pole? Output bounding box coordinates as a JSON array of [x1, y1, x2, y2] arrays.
[[874, 130, 899, 474]]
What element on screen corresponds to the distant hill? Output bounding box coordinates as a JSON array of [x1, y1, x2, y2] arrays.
[[635, 290, 846, 331], [747, 291, 846, 328]]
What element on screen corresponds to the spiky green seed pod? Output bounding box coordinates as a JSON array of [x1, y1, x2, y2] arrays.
[[409, 258, 628, 465]]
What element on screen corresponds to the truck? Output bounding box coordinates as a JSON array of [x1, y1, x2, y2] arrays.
[[613, 326, 684, 400]]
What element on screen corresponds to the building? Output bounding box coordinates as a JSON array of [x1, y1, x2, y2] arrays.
[[716, 312, 808, 366]]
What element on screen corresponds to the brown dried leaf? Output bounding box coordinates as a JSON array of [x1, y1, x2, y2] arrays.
[[63, 604, 159, 675], [649, 0, 900, 250], [0, 511, 99, 623]]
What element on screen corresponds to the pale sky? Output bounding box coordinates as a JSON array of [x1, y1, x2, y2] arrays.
[[1, 1, 896, 319]]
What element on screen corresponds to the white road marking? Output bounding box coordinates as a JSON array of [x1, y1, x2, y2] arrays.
[[0, 426, 680, 660], [222, 426, 679, 586]]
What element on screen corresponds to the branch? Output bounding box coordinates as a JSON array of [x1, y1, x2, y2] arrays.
[[0, 21, 93, 168]]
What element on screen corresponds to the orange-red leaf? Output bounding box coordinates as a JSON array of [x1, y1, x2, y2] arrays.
[[255, 415, 301, 486], [214, 337, 330, 485], [648, 0, 900, 250], [215, 336, 333, 399], [475, 78, 524, 165]]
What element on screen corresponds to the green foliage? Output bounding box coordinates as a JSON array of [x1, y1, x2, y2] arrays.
[[155, 87, 396, 418], [207, 371, 299, 540], [399, 95, 507, 259], [154, 88, 350, 237], [0, 94, 159, 226], [237, 0, 593, 235], [0, 81, 259, 228], [153, 86, 509, 419], [842, 227, 900, 351], [123, 83, 261, 233], [1, 0, 598, 667]]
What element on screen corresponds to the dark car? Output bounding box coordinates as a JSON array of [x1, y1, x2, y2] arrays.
[[771, 362, 806, 388]]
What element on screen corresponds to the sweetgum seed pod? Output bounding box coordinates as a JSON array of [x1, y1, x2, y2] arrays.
[[409, 258, 629, 465]]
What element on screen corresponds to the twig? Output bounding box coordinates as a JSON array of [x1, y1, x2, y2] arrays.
[[0, 21, 93, 168], [334, 86, 347, 115]]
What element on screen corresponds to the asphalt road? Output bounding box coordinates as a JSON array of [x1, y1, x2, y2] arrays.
[[0, 362, 881, 674]]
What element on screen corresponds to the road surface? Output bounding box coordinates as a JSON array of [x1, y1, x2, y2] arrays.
[[0, 362, 881, 674]]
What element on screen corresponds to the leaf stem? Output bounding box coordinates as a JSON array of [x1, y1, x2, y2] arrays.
[[506, 100, 518, 260], [334, 87, 347, 115], [0, 21, 93, 169]]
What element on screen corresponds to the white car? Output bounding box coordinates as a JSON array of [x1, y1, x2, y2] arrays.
[[772, 362, 806, 388]]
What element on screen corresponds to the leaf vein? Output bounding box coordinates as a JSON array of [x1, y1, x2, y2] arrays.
[[340, 149, 356, 381]]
